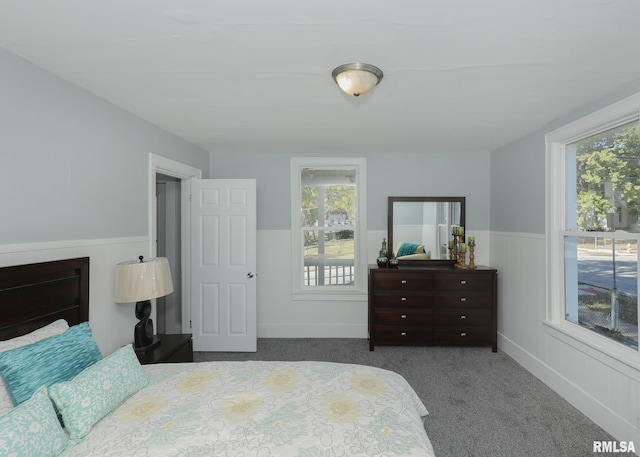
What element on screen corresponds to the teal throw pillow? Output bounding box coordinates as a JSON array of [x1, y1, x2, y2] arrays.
[[49, 344, 149, 441], [0, 322, 103, 406], [0, 386, 69, 456]]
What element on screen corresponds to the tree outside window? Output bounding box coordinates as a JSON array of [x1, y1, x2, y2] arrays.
[[301, 169, 357, 286], [566, 122, 639, 349], [291, 157, 367, 297]]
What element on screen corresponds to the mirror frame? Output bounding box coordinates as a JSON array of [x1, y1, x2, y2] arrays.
[[387, 196, 466, 266]]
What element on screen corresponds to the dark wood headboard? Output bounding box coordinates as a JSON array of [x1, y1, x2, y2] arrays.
[[0, 257, 89, 340]]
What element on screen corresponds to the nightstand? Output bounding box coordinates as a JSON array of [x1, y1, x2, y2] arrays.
[[135, 333, 193, 365]]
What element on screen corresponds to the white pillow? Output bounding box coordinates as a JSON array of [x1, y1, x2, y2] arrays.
[[0, 319, 69, 415]]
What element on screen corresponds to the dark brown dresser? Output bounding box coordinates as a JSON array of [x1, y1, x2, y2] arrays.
[[368, 266, 497, 351]]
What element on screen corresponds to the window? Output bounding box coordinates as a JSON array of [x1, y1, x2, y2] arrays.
[[547, 94, 640, 357], [290, 157, 367, 299], [565, 122, 639, 349]]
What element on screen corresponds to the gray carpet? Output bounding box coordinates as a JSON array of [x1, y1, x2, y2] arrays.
[[195, 339, 617, 457]]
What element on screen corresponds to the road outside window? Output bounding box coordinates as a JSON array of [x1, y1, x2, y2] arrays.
[[564, 122, 640, 349]]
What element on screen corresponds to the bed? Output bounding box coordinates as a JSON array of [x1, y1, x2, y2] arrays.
[[0, 257, 435, 457]]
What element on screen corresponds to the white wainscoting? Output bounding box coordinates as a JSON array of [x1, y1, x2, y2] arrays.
[[0, 229, 493, 350], [255, 229, 491, 338], [491, 231, 640, 446], [0, 237, 150, 356], [256, 230, 371, 338]]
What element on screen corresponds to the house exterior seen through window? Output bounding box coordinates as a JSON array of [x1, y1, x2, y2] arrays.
[[301, 168, 357, 286], [290, 157, 367, 298], [564, 121, 640, 350]]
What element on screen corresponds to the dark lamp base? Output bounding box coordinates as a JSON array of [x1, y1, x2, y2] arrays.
[[134, 299, 156, 348]]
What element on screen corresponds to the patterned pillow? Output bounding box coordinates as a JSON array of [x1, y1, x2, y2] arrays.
[[0, 319, 69, 415], [0, 386, 69, 457], [0, 322, 102, 406], [49, 344, 149, 441]]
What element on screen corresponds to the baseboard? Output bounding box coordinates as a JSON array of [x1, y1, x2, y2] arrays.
[[258, 323, 368, 338], [499, 333, 640, 448]]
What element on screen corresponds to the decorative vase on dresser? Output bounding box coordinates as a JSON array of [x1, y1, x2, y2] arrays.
[[368, 265, 497, 352]]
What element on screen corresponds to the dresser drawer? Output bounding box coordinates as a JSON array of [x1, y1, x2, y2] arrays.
[[373, 272, 433, 291], [434, 272, 493, 292], [375, 309, 432, 326], [434, 308, 491, 326], [373, 292, 432, 308], [434, 291, 492, 308], [433, 327, 491, 345], [375, 329, 432, 345]]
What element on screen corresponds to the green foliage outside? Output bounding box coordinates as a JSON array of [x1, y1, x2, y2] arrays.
[[302, 184, 356, 245], [304, 238, 354, 260], [580, 293, 638, 324], [572, 123, 640, 348], [301, 185, 356, 226], [575, 123, 640, 230]]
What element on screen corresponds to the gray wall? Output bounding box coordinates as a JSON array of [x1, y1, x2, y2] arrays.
[[210, 150, 492, 231], [490, 81, 640, 234], [490, 133, 546, 233], [0, 48, 209, 245]]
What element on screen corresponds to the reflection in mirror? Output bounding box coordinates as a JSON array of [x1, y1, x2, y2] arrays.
[[388, 197, 465, 264]]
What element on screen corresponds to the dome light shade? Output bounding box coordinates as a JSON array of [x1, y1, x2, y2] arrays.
[[332, 63, 383, 97]]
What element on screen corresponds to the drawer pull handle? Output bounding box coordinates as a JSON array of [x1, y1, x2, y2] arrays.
[[461, 332, 467, 337], [460, 315, 466, 319], [401, 332, 407, 336], [460, 297, 466, 302], [460, 280, 467, 285], [401, 314, 407, 319], [401, 280, 407, 284], [401, 297, 407, 301]]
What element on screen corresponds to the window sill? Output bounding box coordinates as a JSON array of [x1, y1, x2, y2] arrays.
[[292, 290, 367, 302], [543, 320, 640, 380]]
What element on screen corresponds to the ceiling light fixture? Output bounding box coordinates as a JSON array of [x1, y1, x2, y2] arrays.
[[332, 63, 383, 97]]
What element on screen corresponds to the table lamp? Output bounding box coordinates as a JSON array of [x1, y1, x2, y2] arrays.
[[114, 256, 173, 351]]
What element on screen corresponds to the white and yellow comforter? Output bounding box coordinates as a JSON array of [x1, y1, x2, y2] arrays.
[[60, 360, 435, 457]]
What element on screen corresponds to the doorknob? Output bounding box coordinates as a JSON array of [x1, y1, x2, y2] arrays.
[[247, 272, 254, 278]]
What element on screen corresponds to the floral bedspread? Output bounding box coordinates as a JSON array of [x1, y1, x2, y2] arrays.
[[60, 360, 435, 457]]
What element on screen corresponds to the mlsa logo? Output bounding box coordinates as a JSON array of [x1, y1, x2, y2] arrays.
[[593, 441, 635, 454]]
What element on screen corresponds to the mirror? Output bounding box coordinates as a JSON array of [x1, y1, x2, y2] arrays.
[[388, 196, 465, 265]]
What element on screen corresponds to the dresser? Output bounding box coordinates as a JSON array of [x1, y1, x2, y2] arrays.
[[368, 266, 497, 351]]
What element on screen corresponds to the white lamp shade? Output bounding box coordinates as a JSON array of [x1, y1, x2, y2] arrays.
[[114, 257, 173, 303]]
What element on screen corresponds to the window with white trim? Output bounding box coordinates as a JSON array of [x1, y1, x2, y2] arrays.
[[547, 96, 640, 354], [290, 157, 367, 298]]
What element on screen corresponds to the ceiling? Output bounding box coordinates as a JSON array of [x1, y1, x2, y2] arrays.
[[1, 1, 640, 154]]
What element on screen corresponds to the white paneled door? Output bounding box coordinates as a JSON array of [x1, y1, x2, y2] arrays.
[[190, 179, 257, 352]]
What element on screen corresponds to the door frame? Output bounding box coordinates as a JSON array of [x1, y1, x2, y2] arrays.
[[149, 153, 202, 334]]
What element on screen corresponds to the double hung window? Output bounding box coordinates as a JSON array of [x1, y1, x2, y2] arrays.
[[564, 122, 639, 349], [547, 96, 640, 356], [290, 157, 367, 298]]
